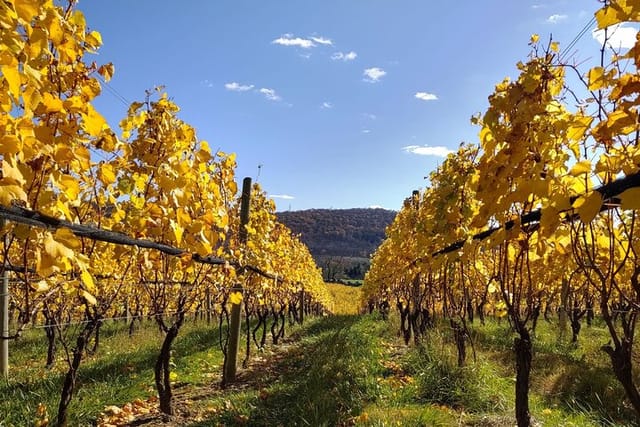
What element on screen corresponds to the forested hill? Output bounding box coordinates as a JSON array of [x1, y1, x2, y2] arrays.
[[276, 208, 396, 258]]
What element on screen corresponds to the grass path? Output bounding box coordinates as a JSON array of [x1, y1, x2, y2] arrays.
[[114, 315, 393, 426], [3, 311, 635, 426]]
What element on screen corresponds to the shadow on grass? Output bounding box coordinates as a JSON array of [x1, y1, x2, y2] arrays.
[[188, 315, 382, 427], [1, 320, 227, 426], [545, 356, 637, 425]]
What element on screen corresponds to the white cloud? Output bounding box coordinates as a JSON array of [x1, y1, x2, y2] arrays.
[[310, 36, 333, 45], [225, 82, 254, 92], [415, 92, 438, 101], [259, 88, 282, 101], [321, 101, 333, 109], [270, 194, 295, 200], [362, 113, 377, 120], [368, 205, 384, 209], [403, 145, 453, 157], [201, 79, 215, 88], [272, 34, 315, 49], [547, 14, 567, 24], [592, 23, 638, 49], [272, 34, 332, 49], [531, 4, 546, 9], [361, 129, 371, 134], [363, 67, 386, 83], [331, 51, 357, 61]]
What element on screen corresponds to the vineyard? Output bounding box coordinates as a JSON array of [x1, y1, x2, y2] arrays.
[[3, 0, 640, 426], [363, 2, 640, 426], [0, 1, 331, 425]]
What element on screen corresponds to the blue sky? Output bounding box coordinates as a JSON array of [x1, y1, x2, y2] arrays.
[[78, 1, 633, 211]]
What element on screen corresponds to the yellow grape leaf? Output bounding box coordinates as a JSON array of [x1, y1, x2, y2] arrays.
[[54, 228, 80, 250], [36, 250, 56, 276], [229, 291, 243, 305], [573, 191, 603, 224], [588, 67, 606, 91], [42, 92, 64, 113], [597, 234, 611, 249], [82, 104, 107, 137], [98, 163, 116, 185], [31, 280, 49, 293], [0, 184, 27, 205], [595, 6, 619, 29], [619, 187, 640, 209], [58, 174, 80, 200], [97, 63, 115, 81], [170, 219, 184, 245], [540, 206, 560, 236], [46, 13, 64, 44], [530, 34, 540, 44], [2, 159, 25, 185], [85, 30, 103, 48], [550, 41, 560, 52], [555, 234, 571, 255], [0, 135, 21, 155], [569, 160, 592, 176], [594, 1, 640, 29], [81, 270, 95, 292], [56, 199, 73, 221], [14, 0, 39, 22], [44, 232, 74, 259], [567, 115, 593, 142], [117, 176, 133, 194], [2, 65, 21, 99], [82, 290, 97, 306]]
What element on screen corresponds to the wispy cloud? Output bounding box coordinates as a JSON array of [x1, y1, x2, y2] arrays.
[[403, 145, 453, 157], [368, 205, 384, 209], [547, 14, 567, 24], [270, 194, 295, 200], [593, 23, 638, 49], [310, 36, 333, 45], [361, 129, 371, 134], [531, 4, 546, 9], [363, 67, 386, 83], [259, 88, 281, 101], [272, 34, 315, 48], [362, 113, 377, 120], [201, 79, 215, 88], [331, 51, 357, 61], [272, 33, 332, 49], [225, 82, 254, 92], [415, 92, 438, 101], [321, 101, 333, 109]]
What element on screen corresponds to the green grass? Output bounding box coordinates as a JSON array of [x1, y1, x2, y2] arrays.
[[1, 313, 639, 426], [190, 315, 386, 426], [0, 319, 225, 426]]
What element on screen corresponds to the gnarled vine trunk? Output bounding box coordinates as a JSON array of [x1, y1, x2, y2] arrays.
[[155, 313, 185, 415], [514, 326, 532, 427]]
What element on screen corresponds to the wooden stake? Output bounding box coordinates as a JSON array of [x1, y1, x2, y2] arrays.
[[1, 220, 9, 377], [223, 177, 251, 385]]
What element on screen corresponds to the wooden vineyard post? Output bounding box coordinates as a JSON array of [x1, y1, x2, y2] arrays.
[[223, 177, 251, 385], [224, 283, 243, 385], [299, 286, 304, 324], [1, 220, 8, 377], [205, 288, 212, 324], [125, 297, 131, 325]]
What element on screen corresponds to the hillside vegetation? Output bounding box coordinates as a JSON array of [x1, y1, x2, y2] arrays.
[[276, 208, 396, 258]]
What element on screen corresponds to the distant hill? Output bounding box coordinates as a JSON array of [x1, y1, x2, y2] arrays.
[[276, 208, 396, 280]]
